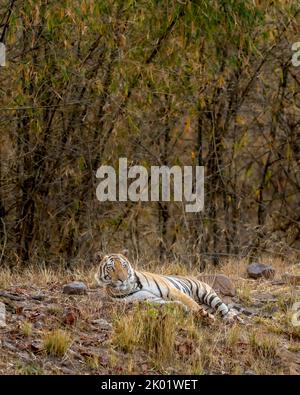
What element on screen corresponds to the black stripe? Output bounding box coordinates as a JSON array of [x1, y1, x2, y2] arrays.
[[111, 290, 139, 299], [140, 272, 150, 287], [195, 282, 205, 301], [153, 278, 163, 298], [185, 278, 195, 293], [178, 279, 192, 295], [202, 291, 208, 304], [204, 292, 211, 304], [135, 273, 143, 290], [165, 276, 182, 291], [214, 301, 223, 310], [207, 294, 216, 306]]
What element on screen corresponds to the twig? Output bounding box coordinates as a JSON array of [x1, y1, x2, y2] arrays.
[[0, 218, 7, 265]]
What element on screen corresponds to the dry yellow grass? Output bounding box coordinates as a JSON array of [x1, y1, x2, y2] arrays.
[[112, 303, 181, 361], [43, 329, 73, 357], [19, 321, 33, 337]]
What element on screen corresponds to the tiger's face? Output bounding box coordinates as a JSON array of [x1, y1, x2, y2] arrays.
[[94, 253, 135, 291]]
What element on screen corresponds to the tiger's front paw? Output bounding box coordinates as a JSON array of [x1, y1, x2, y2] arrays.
[[194, 309, 215, 325]]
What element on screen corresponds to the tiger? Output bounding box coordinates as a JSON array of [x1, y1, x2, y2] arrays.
[[94, 252, 241, 323]]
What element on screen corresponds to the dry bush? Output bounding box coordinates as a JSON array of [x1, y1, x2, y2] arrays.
[[43, 329, 73, 357]]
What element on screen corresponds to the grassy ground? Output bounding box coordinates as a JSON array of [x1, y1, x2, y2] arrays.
[[0, 257, 299, 375]]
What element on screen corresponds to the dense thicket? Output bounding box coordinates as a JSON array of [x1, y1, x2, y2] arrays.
[[1, 0, 300, 268]]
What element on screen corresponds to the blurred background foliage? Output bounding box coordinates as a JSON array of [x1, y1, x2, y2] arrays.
[[1, 0, 300, 268]]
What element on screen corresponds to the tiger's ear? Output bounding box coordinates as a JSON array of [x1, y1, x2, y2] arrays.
[[120, 248, 129, 257], [93, 251, 104, 265]]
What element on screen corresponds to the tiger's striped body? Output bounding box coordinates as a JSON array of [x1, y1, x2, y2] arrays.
[[94, 253, 240, 323]]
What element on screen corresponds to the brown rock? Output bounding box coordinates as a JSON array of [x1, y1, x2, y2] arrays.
[[247, 263, 275, 279], [63, 309, 78, 326], [197, 274, 236, 297], [62, 281, 87, 295]]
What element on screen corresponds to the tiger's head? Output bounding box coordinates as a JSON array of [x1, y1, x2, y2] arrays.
[[94, 252, 135, 291]]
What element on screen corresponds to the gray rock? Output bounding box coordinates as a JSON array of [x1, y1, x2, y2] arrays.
[[244, 369, 257, 375], [91, 318, 113, 330], [32, 293, 46, 301], [0, 302, 6, 328], [34, 321, 43, 329], [2, 341, 17, 351], [63, 281, 87, 295], [247, 263, 275, 279]]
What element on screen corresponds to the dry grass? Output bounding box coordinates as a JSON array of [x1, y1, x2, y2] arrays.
[[43, 329, 73, 357], [248, 330, 278, 359], [19, 321, 33, 337], [112, 303, 182, 363]]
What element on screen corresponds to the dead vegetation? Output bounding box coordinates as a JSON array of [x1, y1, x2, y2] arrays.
[[0, 257, 299, 375]]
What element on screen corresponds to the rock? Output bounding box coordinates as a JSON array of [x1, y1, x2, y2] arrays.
[[0, 291, 25, 301], [282, 273, 300, 286], [247, 263, 275, 279], [2, 340, 17, 351], [61, 367, 75, 375], [63, 309, 78, 326], [32, 293, 46, 301], [271, 280, 286, 286], [91, 318, 112, 331], [244, 369, 257, 375], [29, 340, 43, 353], [230, 298, 278, 318], [253, 292, 278, 303], [0, 302, 6, 328], [197, 274, 236, 297], [62, 281, 87, 295], [230, 304, 256, 317], [19, 352, 32, 362], [34, 322, 43, 329]]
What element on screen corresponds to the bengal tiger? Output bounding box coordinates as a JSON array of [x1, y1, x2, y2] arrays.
[[94, 252, 241, 323]]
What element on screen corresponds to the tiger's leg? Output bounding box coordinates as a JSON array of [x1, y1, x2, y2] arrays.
[[198, 285, 243, 323], [117, 290, 195, 313], [120, 290, 168, 303], [168, 287, 215, 323]]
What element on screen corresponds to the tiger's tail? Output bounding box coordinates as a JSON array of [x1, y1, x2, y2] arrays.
[[200, 289, 243, 323]]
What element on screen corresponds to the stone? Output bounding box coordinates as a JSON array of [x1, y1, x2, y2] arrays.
[[197, 274, 236, 297], [91, 318, 113, 331], [230, 304, 256, 317], [63, 309, 78, 326], [32, 293, 46, 301], [34, 322, 43, 329], [271, 280, 286, 286], [282, 273, 300, 286], [244, 369, 257, 375], [2, 340, 17, 351], [0, 302, 6, 328], [62, 281, 87, 295], [247, 263, 275, 279]]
